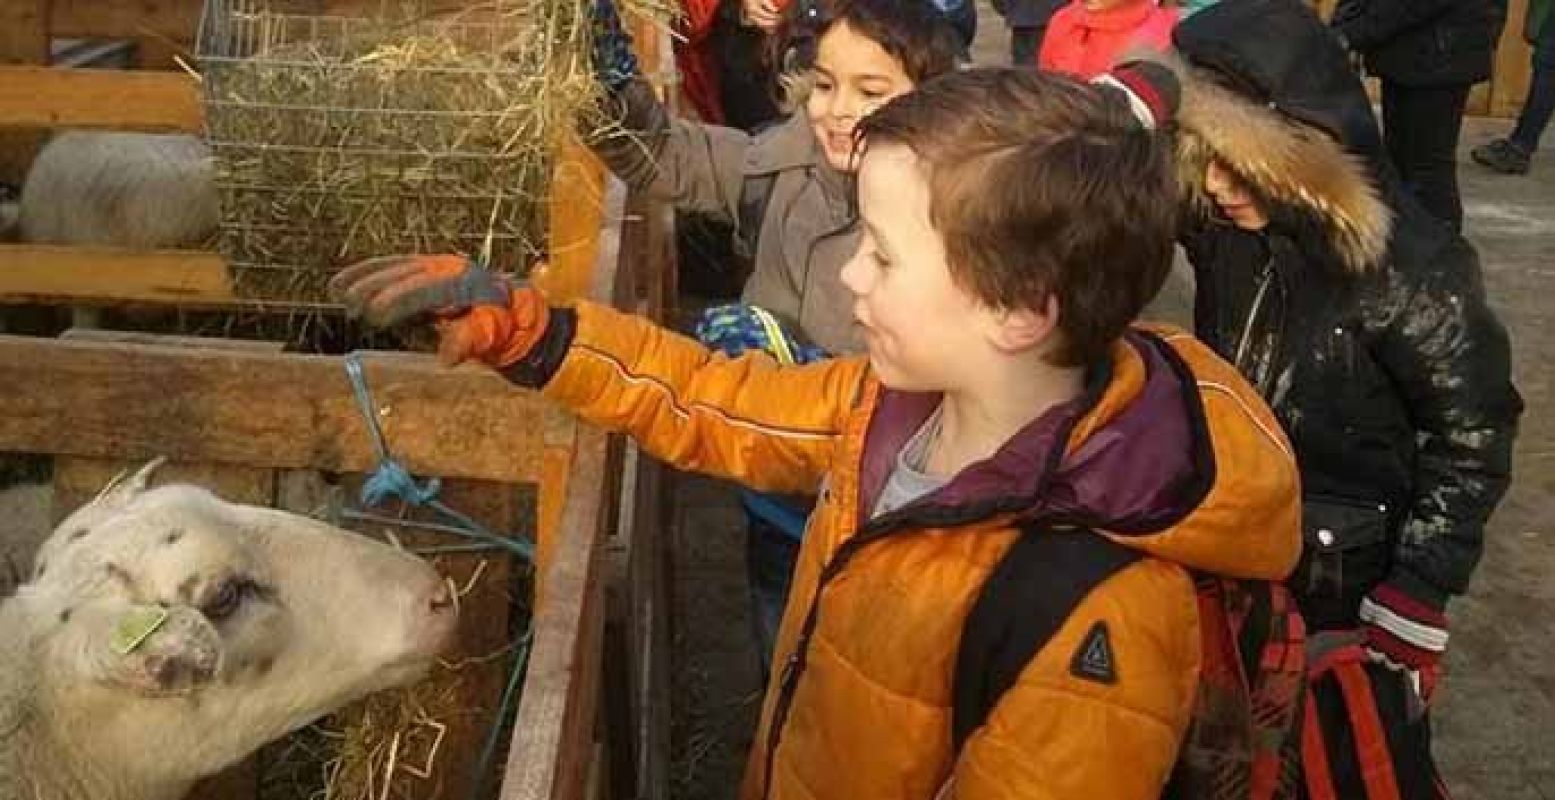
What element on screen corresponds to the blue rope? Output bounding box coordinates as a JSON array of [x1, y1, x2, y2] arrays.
[[342, 352, 537, 796], [343, 353, 534, 561]]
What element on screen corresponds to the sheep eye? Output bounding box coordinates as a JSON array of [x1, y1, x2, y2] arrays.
[[203, 577, 254, 621]]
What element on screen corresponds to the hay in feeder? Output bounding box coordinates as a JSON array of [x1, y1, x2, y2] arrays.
[[198, 0, 636, 307]]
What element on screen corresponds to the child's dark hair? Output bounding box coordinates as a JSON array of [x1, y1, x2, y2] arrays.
[[857, 68, 1177, 367], [780, 0, 963, 84]]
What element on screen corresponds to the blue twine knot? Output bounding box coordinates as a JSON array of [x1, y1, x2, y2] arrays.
[[360, 458, 442, 509], [342, 353, 533, 562]]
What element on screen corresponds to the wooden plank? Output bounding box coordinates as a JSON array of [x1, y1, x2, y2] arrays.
[[50, 456, 278, 525], [0, 0, 47, 184], [49, 0, 202, 48], [46, 0, 507, 44], [0, 244, 235, 305], [535, 408, 579, 605], [621, 442, 673, 800], [0, 0, 46, 66], [60, 328, 284, 351], [1491, 0, 1534, 118], [623, 127, 677, 800], [135, 38, 190, 71], [501, 423, 611, 800], [0, 335, 553, 485], [0, 66, 203, 132], [535, 138, 610, 304]]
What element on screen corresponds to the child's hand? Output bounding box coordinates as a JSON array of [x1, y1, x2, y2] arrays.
[[330, 255, 551, 368], [742, 0, 783, 33]]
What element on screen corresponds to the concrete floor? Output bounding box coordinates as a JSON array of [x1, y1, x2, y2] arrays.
[[1431, 115, 1555, 800], [666, 12, 1555, 799]]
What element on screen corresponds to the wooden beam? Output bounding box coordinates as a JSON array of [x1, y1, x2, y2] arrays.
[[0, 0, 47, 184], [0, 244, 234, 305], [0, 335, 554, 485], [535, 407, 579, 605], [0, 66, 203, 132], [60, 328, 284, 351], [1490, 0, 1534, 119], [49, 0, 201, 47], [0, 0, 46, 66], [536, 138, 611, 304], [501, 423, 611, 800]]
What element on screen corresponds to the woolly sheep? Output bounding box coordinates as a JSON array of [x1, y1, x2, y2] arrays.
[[18, 132, 218, 248], [0, 461, 457, 800]]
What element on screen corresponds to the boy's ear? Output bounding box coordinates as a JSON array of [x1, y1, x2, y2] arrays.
[[987, 294, 1062, 354]]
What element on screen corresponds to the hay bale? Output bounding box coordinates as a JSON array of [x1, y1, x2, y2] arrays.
[[198, 0, 607, 304]]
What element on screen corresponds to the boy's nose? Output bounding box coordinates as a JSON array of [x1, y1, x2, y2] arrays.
[[1204, 161, 1234, 195], [829, 93, 858, 123], [839, 252, 868, 294]]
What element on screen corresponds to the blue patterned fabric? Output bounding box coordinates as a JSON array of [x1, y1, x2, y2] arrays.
[[693, 303, 828, 366], [694, 304, 828, 540], [591, 0, 640, 93]]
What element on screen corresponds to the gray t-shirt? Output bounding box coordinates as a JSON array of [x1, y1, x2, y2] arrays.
[[871, 405, 952, 518]]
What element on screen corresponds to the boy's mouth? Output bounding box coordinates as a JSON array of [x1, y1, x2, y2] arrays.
[[825, 131, 853, 153]]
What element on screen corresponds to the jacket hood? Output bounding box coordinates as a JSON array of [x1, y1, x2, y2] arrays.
[[860, 328, 1300, 580], [1164, 0, 1393, 272]]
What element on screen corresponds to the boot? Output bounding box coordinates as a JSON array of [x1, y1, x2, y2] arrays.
[[1470, 139, 1532, 175]]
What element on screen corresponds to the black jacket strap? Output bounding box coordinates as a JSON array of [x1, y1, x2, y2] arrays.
[[951, 525, 1142, 752]]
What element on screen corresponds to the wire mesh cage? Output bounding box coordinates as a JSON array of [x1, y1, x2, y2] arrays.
[[196, 0, 588, 305]]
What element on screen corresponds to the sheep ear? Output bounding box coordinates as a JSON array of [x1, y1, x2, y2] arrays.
[[67, 604, 222, 696], [48, 457, 168, 545], [92, 457, 168, 509]]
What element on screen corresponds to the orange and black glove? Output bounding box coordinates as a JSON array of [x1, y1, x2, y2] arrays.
[[329, 254, 550, 368]]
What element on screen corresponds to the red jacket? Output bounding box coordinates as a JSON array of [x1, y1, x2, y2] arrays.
[[675, 0, 725, 123], [1037, 0, 1177, 79]]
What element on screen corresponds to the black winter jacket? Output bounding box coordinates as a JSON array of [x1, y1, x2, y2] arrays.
[[1172, 0, 1522, 629], [1333, 0, 1506, 87]]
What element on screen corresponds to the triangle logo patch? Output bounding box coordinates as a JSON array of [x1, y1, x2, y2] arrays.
[[1070, 622, 1118, 684]]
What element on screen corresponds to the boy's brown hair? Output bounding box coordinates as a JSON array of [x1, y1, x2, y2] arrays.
[[857, 67, 1176, 367]]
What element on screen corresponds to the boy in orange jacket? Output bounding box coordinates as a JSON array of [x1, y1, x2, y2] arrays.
[[332, 67, 1300, 799]]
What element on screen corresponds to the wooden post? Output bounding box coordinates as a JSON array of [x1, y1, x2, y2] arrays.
[[0, 0, 48, 185], [1491, 0, 1535, 119]]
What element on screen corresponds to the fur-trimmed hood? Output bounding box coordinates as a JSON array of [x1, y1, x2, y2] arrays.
[[1163, 0, 1394, 273]]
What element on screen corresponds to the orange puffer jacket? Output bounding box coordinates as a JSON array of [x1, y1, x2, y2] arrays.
[[539, 302, 1302, 799]]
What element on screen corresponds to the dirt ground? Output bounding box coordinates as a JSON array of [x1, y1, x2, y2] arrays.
[[662, 18, 1555, 800]]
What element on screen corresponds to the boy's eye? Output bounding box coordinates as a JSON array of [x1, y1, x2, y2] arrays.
[[871, 250, 891, 269]]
